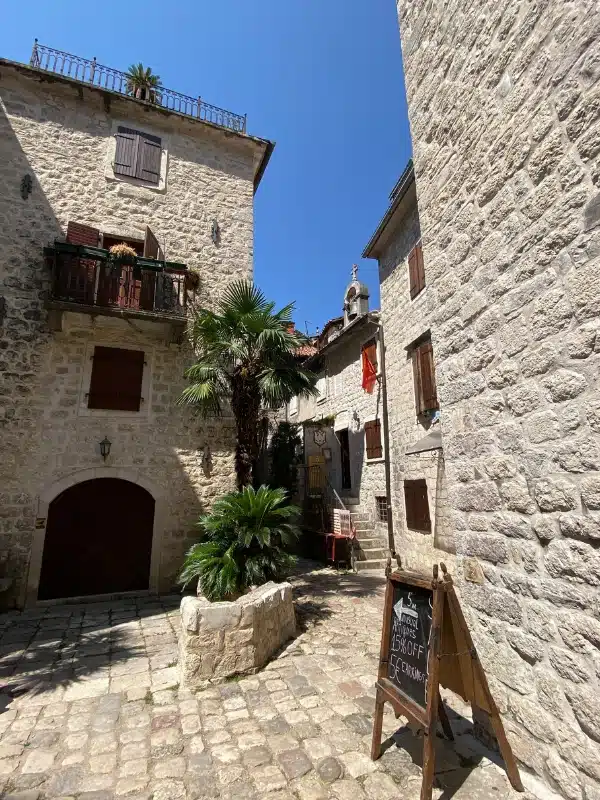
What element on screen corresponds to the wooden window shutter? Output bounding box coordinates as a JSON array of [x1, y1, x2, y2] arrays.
[[143, 226, 161, 259], [415, 243, 426, 294], [88, 347, 145, 411], [364, 420, 382, 459], [408, 246, 419, 299], [137, 133, 161, 184], [404, 479, 431, 532], [66, 221, 99, 246], [412, 339, 438, 415], [362, 338, 378, 373], [114, 127, 139, 178]]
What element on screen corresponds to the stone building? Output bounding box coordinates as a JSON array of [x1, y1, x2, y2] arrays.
[[396, 2, 600, 797], [285, 270, 388, 569], [363, 161, 455, 571], [0, 45, 273, 607]]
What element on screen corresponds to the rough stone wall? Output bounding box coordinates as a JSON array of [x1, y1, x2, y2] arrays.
[[292, 318, 386, 523], [378, 190, 455, 572], [0, 63, 262, 604], [396, 2, 600, 796]]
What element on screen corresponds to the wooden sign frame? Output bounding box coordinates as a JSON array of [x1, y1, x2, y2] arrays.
[[371, 562, 523, 800]]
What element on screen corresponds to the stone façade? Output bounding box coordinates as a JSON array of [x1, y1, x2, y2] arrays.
[[0, 59, 272, 606], [396, 2, 600, 797]]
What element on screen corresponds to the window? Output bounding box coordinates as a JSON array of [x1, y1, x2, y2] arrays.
[[412, 337, 439, 416], [376, 496, 388, 523], [408, 243, 426, 299], [404, 479, 431, 532], [364, 419, 383, 460], [362, 338, 378, 373], [114, 127, 162, 185], [316, 375, 327, 403], [88, 346, 145, 411], [330, 373, 344, 398], [289, 396, 298, 416]]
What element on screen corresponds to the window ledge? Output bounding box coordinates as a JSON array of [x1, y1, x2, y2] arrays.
[[366, 457, 386, 464]]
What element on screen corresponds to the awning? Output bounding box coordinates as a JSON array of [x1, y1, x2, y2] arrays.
[[405, 428, 442, 455]]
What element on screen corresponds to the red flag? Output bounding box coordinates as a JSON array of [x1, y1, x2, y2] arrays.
[[362, 348, 377, 393]]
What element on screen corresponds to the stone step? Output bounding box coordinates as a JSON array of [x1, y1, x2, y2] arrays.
[[350, 513, 370, 522], [355, 537, 387, 548], [355, 558, 388, 572], [352, 525, 373, 533], [356, 547, 387, 561]]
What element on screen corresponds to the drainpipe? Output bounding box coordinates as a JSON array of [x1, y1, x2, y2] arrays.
[[375, 319, 396, 561]]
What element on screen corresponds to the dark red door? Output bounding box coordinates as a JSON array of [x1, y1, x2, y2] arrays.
[[38, 479, 155, 601]]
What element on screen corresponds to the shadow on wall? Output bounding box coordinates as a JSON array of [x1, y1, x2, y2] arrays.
[[433, 452, 456, 556]]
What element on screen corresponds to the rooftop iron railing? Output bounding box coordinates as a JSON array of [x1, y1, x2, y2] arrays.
[[30, 40, 247, 134]]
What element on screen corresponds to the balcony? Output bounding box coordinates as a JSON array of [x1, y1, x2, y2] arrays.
[[30, 41, 247, 135], [45, 243, 190, 337]]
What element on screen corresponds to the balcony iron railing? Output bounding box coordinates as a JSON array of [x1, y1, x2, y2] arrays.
[[30, 41, 247, 134], [46, 246, 188, 318]]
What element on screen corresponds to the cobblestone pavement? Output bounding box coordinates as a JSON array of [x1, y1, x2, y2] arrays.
[[0, 566, 542, 799]]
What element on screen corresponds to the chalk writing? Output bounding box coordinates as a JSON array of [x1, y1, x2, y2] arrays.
[[386, 583, 432, 709]]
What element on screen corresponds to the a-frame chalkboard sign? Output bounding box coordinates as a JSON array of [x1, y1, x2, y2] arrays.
[[371, 561, 523, 800]]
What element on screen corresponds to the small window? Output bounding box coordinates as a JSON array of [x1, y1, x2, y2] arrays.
[[289, 396, 298, 416], [114, 127, 162, 185], [330, 373, 344, 398], [362, 338, 378, 373], [404, 479, 431, 532], [408, 243, 426, 299], [376, 496, 388, 523], [411, 337, 439, 417], [364, 419, 383, 460], [88, 346, 145, 411], [316, 375, 327, 403]]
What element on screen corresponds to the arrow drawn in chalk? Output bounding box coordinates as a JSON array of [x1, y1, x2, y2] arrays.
[[394, 597, 418, 620]]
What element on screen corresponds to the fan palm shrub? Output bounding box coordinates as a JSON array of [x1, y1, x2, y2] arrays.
[[179, 485, 299, 601], [125, 63, 162, 103], [178, 280, 318, 489]]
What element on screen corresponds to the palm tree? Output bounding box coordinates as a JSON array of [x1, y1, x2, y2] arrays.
[[179, 280, 318, 489], [178, 485, 299, 600], [125, 63, 162, 103]]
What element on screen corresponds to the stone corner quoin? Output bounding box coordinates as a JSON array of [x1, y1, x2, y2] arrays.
[[396, 1, 600, 797]]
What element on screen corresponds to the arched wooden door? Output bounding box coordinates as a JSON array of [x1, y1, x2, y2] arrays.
[[38, 478, 155, 601]]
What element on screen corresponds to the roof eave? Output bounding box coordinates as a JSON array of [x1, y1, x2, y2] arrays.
[[362, 160, 415, 259]]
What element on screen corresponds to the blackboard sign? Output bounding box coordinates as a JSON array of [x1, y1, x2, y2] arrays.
[[387, 581, 432, 709], [371, 566, 524, 800]]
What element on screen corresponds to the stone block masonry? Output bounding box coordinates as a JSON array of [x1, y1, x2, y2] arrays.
[[396, 2, 600, 797], [0, 61, 269, 605]]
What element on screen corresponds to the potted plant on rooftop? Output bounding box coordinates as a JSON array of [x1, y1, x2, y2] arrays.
[[125, 63, 162, 104]]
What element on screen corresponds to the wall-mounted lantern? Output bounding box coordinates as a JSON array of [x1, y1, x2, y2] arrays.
[[99, 436, 112, 461], [201, 444, 212, 466]]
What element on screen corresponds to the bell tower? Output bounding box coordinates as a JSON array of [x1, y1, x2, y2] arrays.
[[343, 264, 370, 326]]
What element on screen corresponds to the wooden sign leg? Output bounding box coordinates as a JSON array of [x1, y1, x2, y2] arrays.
[[490, 713, 524, 792], [371, 689, 385, 761], [420, 581, 444, 800]]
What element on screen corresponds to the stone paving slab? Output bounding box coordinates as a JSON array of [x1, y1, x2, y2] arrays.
[[0, 568, 544, 799]]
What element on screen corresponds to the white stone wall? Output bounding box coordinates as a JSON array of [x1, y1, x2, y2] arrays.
[[292, 318, 387, 526], [0, 63, 265, 604], [377, 188, 455, 572], [397, 2, 600, 796]]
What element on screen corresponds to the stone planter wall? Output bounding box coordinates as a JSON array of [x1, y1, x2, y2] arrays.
[[179, 581, 296, 687]]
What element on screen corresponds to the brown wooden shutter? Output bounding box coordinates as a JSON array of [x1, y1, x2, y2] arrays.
[[362, 339, 378, 373], [408, 246, 419, 298], [143, 226, 161, 259], [415, 243, 426, 295], [114, 127, 139, 178], [419, 341, 438, 412], [364, 420, 382, 459], [66, 221, 99, 246], [412, 339, 438, 415], [136, 133, 161, 184], [88, 347, 144, 411], [404, 479, 431, 532]]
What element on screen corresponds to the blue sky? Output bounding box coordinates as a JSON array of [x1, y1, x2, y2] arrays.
[[1, 1, 411, 333]]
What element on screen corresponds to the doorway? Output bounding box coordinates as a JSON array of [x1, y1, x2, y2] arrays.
[[38, 478, 155, 601], [339, 429, 352, 491]]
